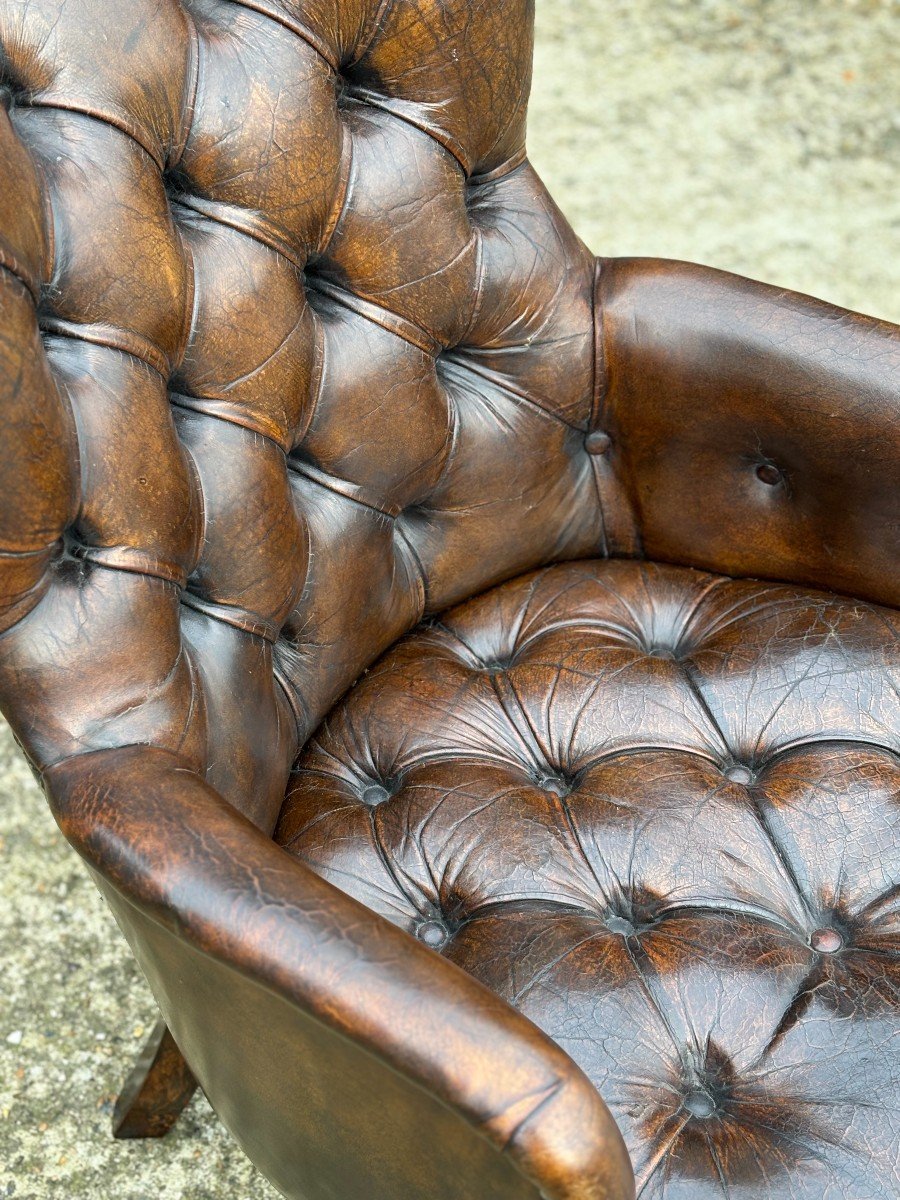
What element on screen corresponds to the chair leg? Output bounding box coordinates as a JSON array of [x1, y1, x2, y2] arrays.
[[112, 1018, 198, 1138]]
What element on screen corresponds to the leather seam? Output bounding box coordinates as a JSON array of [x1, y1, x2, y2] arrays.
[[24, 97, 164, 171], [180, 589, 278, 642], [287, 459, 400, 519], [315, 117, 354, 258], [590, 258, 611, 557], [392, 519, 429, 614], [40, 318, 170, 378], [272, 667, 308, 747], [468, 148, 529, 188], [455, 225, 486, 348], [438, 355, 584, 433], [350, 0, 396, 67], [0, 250, 40, 304], [67, 544, 187, 589], [169, 392, 291, 456], [171, 194, 304, 270], [173, 219, 197, 370], [170, 5, 201, 168], [593, 257, 645, 558], [345, 87, 470, 176], [307, 275, 440, 356], [293, 309, 327, 454], [225, 0, 339, 70], [0, 541, 60, 562], [368, 802, 421, 917]]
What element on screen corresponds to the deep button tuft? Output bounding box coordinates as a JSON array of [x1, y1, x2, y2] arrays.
[[0, 65, 29, 110], [683, 1090, 717, 1120], [332, 71, 350, 107], [756, 461, 784, 486], [54, 553, 92, 586], [162, 163, 191, 202], [416, 919, 449, 949], [301, 256, 322, 286], [396, 504, 430, 529], [361, 783, 390, 807], [482, 659, 512, 674], [535, 772, 572, 798], [810, 927, 844, 954], [605, 914, 636, 938], [55, 530, 93, 583], [603, 890, 661, 937], [334, 58, 369, 106], [723, 763, 755, 785], [584, 430, 612, 456], [646, 644, 675, 660]]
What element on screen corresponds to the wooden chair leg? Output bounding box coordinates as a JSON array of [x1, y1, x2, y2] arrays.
[[112, 1018, 198, 1138]]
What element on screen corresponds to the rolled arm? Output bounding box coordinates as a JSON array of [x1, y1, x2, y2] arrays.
[[44, 744, 634, 1200], [595, 257, 900, 607]]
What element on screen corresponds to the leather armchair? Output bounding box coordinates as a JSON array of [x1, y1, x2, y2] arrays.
[[1, 2, 897, 1197]]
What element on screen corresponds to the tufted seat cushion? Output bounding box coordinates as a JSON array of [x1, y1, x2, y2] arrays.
[[278, 558, 900, 1199]]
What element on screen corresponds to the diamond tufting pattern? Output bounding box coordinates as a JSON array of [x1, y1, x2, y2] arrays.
[[280, 559, 900, 1198]]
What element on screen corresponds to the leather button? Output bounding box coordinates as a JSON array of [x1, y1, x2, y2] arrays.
[[605, 915, 636, 937], [756, 462, 783, 486], [536, 773, 571, 798], [810, 927, 843, 954], [724, 764, 754, 785], [361, 784, 390, 806], [647, 645, 674, 660], [584, 430, 611, 455], [683, 1090, 717, 1119], [482, 660, 510, 674], [417, 920, 448, 948]]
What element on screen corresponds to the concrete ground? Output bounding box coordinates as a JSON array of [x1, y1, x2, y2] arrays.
[[531, 0, 899, 322], [1, 1, 897, 1197]]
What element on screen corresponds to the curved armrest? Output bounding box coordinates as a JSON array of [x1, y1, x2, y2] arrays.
[[595, 257, 900, 607], [44, 744, 634, 1200]]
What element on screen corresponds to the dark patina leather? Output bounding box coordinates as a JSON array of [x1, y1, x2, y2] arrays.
[[0, 1, 897, 1197]]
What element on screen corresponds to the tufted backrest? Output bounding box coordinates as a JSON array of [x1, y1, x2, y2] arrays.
[[0, 0, 608, 835], [1, 0, 898, 840]]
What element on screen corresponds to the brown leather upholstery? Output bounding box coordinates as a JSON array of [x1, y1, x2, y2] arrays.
[[0, 0, 897, 1197]]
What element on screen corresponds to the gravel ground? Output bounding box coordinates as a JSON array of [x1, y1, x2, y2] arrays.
[[1, 2, 898, 1197]]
